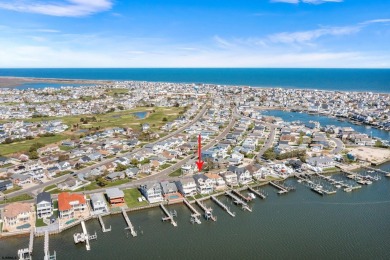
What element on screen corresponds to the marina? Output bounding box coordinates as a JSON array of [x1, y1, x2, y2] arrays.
[[269, 181, 290, 195], [247, 186, 267, 199], [225, 191, 252, 212]]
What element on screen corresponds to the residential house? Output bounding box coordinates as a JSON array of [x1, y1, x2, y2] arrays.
[[36, 192, 53, 219], [176, 177, 197, 197], [90, 193, 108, 215], [0, 180, 13, 191], [58, 192, 87, 219], [139, 183, 164, 203], [307, 156, 335, 169], [220, 171, 239, 187], [106, 188, 125, 206], [3, 202, 35, 227], [204, 173, 226, 191], [193, 174, 214, 195]]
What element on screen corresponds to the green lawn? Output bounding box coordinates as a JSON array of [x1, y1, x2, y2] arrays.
[[2, 186, 22, 194], [0, 194, 33, 204], [123, 188, 148, 208], [43, 184, 57, 192], [168, 169, 182, 177], [36, 218, 47, 227], [54, 170, 72, 178], [48, 188, 62, 194], [0, 163, 13, 168], [160, 164, 171, 170], [59, 145, 74, 151], [0, 135, 67, 155]]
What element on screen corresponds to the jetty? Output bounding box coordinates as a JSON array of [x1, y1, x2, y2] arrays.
[[232, 189, 252, 202], [362, 165, 390, 177], [160, 203, 177, 227], [98, 215, 111, 232], [269, 181, 289, 194], [17, 230, 34, 260], [211, 195, 235, 217], [183, 199, 201, 224], [74, 221, 97, 251], [121, 208, 137, 237], [195, 199, 217, 221], [43, 231, 56, 260], [225, 191, 252, 212], [247, 186, 267, 199]]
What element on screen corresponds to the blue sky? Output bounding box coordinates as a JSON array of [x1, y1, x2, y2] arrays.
[[0, 0, 389, 68]]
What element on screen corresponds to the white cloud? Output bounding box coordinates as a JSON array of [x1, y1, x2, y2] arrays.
[[0, 0, 113, 17], [271, 0, 343, 4], [360, 19, 390, 25], [268, 26, 360, 44]]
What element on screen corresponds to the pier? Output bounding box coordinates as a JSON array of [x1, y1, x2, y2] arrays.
[[362, 165, 390, 177], [17, 230, 34, 260], [160, 203, 178, 227], [74, 220, 97, 251], [225, 191, 252, 212], [98, 215, 111, 232], [43, 231, 56, 260], [269, 181, 289, 194], [211, 195, 235, 217], [247, 186, 267, 199], [296, 175, 337, 195], [122, 208, 137, 236], [195, 200, 217, 221], [232, 189, 252, 202], [183, 199, 201, 224]]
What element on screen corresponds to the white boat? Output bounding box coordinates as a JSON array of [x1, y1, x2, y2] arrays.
[[248, 193, 256, 199], [335, 184, 342, 189]]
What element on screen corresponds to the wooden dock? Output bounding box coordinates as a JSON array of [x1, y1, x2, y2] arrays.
[[211, 195, 235, 217], [269, 181, 289, 194], [43, 231, 56, 260], [183, 199, 201, 224], [225, 191, 252, 212], [195, 199, 217, 221], [98, 215, 111, 232], [160, 203, 177, 227], [247, 186, 266, 199], [81, 221, 91, 251], [17, 230, 34, 260], [29, 229, 34, 254], [362, 165, 390, 176], [232, 189, 252, 202], [122, 208, 137, 236]]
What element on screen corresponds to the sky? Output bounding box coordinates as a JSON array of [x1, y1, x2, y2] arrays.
[[0, 0, 389, 68]]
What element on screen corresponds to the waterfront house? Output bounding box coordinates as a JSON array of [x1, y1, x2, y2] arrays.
[[106, 188, 125, 206], [3, 202, 35, 228], [176, 177, 197, 197], [36, 192, 53, 219], [90, 193, 109, 215], [204, 173, 226, 191], [139, 182, 164, 203], [58, 192, 87, 219], [228, 165, 253, 185], [307, 156, 335, 169], [193, 174, 214, 195], [220, 171, 239, 187]]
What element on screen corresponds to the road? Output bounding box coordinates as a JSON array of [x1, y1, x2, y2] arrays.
[[1, 102, 210, 200], [330, 137, 344, 154]]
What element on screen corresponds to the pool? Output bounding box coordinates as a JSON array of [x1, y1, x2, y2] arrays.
[[65, 219, 76, 225], [132, 111, 148, 119], [168, 195, 180, 200], [17, 223, 31, 230]]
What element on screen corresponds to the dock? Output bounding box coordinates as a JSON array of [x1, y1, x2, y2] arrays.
[[98, 215, 111, 232], [17, 230, 34, 260], [43, 231, 56, 260], [232, 189, 252, 202], [247, 186, 267, 199], [211, 195, 235, 217], [195, 200, 217, 221], [160, 203, 177, 227], [122, 208, 137, 236], [269, 181, 289, 194], [81, 221, 91, 251], [296, 175, 337, 195], [362, 165, 390, 176], [183, 199, 201, 224], [225, 191, 252, 212]]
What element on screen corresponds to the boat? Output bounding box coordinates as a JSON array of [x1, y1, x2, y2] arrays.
[[335, 184, 342, 189], [248, 193, 256, 199], [344, 187, 352, 192], [73, 233, 86, 244]]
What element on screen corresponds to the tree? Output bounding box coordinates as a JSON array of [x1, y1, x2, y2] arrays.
[[115, 163, 127, 172], [263, 148, 276, 160], [59, 154, 69, 162], [131, 159, 139, 166], [96, 177, 108, 187], [162, 117, 168, 122], [29, 151, 39, 159], [117, 105, 124, 110]]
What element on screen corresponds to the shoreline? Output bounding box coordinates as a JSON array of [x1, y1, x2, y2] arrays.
[[1, 76, 389, 94]]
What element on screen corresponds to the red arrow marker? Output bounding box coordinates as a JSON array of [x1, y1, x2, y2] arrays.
[[196, 134, 204, 171]]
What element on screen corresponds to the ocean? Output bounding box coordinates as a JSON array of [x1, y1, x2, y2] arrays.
[[0, 68, 389, 93]]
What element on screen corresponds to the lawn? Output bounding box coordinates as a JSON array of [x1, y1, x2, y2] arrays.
[[123, 188, 148, 208], [0, 135, 67, 155], [48, 188, 62, 194], [2, 186, 22, 194], [168, 169, 182, 177], [54, 170, 72, 178], [0, 163, 13, 168], [59, 145, 74, 151], [35, 218, 47, 227], [160, 164, 171, 170], [0, 194, 33, 204], [43, 184, 57, 192]]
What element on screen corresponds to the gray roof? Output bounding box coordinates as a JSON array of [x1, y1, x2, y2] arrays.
[[90, 193, 107, 205], [160, 181, 178, 194], [37, 191, 51, 204], [106, 188, 124, 199]]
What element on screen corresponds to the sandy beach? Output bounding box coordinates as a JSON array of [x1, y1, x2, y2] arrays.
[[0, 77, 113, 88]]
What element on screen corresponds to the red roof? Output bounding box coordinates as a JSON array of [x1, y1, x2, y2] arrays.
[[58, 192, 86, 211]]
